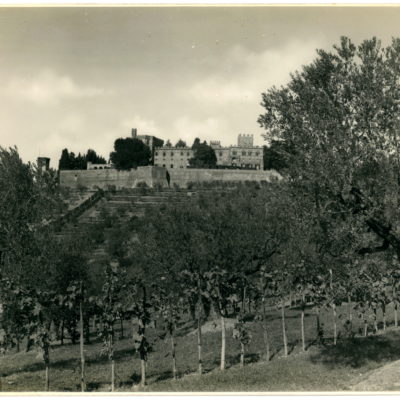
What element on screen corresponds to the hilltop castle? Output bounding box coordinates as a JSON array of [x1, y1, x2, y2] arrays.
[[153, 132, 263, 170]]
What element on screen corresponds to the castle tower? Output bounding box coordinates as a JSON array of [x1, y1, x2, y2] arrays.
[[237, 134, 254, 147], [131, 128, 137, 138], [37, 157, 50, 172], [210, 140, 221, 149]]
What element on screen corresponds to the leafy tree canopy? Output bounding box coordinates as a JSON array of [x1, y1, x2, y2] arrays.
[[58, 148, 107, 170], [109, 138, 151, 170], [175, 139, 187, 148], [189, 140, 217, 169], [85, 149, 107, 165], [0, 147, 64, 283], [191, 138, 201, 149], [258, 36, 400, 259], [263, 140, 295, 171]]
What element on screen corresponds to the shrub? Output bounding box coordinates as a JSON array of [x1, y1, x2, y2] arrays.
[[154, 183, 163, 192], [59, 186, 71, 199], [136, 181, 148, 188], [136, 181, 148, 196], [77, 184, 88, 193], [106, 184, 117, 194]]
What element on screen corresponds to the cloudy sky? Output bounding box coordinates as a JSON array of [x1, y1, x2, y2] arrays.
[[1, 6, 400, 167]]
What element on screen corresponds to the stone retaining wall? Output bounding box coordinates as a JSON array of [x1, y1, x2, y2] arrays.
[[60, 166, 281, 189], [168, 168, 281, 188], [59, 166, 168, 189]]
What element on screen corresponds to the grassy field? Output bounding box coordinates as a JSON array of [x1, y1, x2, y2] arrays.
[[1, 303, 400, 392]]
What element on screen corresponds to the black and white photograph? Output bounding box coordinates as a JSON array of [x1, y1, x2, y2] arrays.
[[2, 4, 400, 393]]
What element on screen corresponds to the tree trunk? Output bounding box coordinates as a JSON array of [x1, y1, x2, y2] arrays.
[[45, 361, 49, 392], [16, 336, 20, 353], [301, 309, 306, 352], [316, 309, 323, 344], [262, 298, 270, 362], [171, 333, 177, 380], [281, 298, 288, 357], [140, 287, 147, 388], [220, 315, 226, 370], [363, 315, 368, 337], [79, 299, 86, 392], [301, 294, 306, 351], [110, 335, 115, 392], [197, 317, 203, 374], [348, 294, 352, 321], [60, 318, 64, 346], [26, 336, 31, 352], [242, 285, 246, 313], [395, 304, 398, 327], [111, 359, 115, 392], [140, 359, 146, 388], [240, 342, 245, 367], [382, 304, 387, 331], [373, 309, 378, 333], [120, 316, 124, 339], [332, 304, 337, 345]]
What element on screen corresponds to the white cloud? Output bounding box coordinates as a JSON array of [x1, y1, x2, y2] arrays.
[[5, 69, 108, 105], [189, 78, 257, 104], [184, 39, 324, 106]]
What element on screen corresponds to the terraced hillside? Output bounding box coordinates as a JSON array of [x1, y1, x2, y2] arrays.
[[57, 187, 230, 260]]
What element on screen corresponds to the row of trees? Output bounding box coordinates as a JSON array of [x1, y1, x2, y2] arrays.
[[57, 137, 219, 171], [2, 178, 397, 390], [59, 149, 108, 170]]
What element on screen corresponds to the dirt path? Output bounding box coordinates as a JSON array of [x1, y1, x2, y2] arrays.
[[351, 359, 400, 391]]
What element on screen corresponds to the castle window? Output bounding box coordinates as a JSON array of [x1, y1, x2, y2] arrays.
[[255, 152, 260, 156], [232, 151, 237, 155], [171, 152, 174, 157], [155, 152, 158, 156], [170, 164, 174, 168], [248, 152, 252, 156], [162, 164, 166, 167], [219, 151, 223, 156], [181, 152, 184, 156], [242, 151, 246, 156], [187, 152, 190, 156], [163, 152, 166, 157]]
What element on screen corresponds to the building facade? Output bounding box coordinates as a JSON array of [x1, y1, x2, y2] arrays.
[[87, 161, 114, 170], [154, 147, 194, 169], [154, 134, 263, 170]]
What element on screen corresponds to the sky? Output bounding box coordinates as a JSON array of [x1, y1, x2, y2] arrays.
[[1, 6, 400, 168]]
